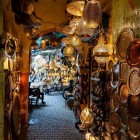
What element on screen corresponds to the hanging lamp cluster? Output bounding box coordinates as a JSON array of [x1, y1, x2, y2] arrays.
[[61, 0, 102, 58]]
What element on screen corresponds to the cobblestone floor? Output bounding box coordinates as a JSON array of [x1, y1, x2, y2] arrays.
[[18, 92, 85, 140]]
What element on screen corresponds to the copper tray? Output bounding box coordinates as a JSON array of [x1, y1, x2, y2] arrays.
[[110, 62, 119, 88], [119, 62, 129, 81], [119, 106, 128, 128], [119, 82, 129, 103], [127, 94, 140, 120], [127, 67, 140, 95], [12, 95, 21, 136], [128, 117, 140, 139], [116, 28, 134, 61], [109, 112, 120, 133], [126, 39, 140, 67], [110, 89, 120, 112]]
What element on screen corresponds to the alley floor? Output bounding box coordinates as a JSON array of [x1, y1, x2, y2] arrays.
[[18, 92, 85, 140]]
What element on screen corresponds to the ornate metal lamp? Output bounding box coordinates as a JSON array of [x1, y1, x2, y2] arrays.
[[83, 0, 102, 29]]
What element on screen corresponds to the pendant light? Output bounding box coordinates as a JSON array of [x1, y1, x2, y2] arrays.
[[40, 40, 46, 50], [69, 34, 82, 48], [93, 32, 113, 63], [83, 0, 102, 29], [63, 45, 75, 57]]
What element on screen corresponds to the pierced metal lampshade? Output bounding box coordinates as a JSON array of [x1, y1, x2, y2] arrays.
[[93, 33, 113, 63], [70, 17, 81, 28], [69, 35, 82, 48], [63, 45, 75, 57], [75, 17, 94, 36], [66, 1, 85, 17], [40, 40, 46, 50], [83, 0, 102, 29], [63, 25, 75, 35], [61, 37, 70, 45]]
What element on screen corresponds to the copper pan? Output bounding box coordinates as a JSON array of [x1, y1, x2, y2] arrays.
[[109, 112, 120, 133], [110, 62, 119, 89], [127, 67, 140, 96], [126, 39, 140, 67], [127, 94, 140, 120], [116, 28, 134, 61], [118, 82, 129, 103], [110, 89, 120, 112], [128, 117, 140, 139], [119, 105, 128, 128]]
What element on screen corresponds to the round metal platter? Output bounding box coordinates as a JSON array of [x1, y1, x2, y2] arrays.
[[126, 39, 140, 67], [127, 67, 140, 96], [116, 28, 134, 61]]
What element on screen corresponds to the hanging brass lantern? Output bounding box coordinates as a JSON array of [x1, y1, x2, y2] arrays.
[[63, 45, 75, 57], [25, 27, 39, 40], [69, 35, 82, 48], [61, 37, 70, 45], [80, 107, 94, 128], [49, 36, 60, 48], [93, 33, 113, 63], [63, 25, 75, 35], [66, 1, 85, 17], [83, 0, 102, 29], [69, 55, 76, 63], [40, 40, 46, 50], [30, 41, 38, 50], [21, 0, 35, 15]]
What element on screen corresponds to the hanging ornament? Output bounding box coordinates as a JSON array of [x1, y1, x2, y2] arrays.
[[63, 25, 75, 35], [93, 32, 113, 63], [63, 45, 75, 57], [69, 55, 76, 63], [75, 17, 94, 36], [83, 0, 102, 29], [49, 36, 60, 48], [40, 40, 46, 50], [69, 35, 82, 48], [61, 37, 70, 45], [66, 1, 85, 17], [25, 27, 39, 40], [30, 41, 38, 50]]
